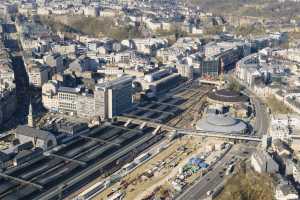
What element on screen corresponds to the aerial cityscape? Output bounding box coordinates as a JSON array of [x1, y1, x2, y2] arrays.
[[0, 0, 300, 200]]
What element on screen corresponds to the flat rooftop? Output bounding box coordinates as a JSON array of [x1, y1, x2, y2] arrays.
[[207, 89, 249, 103]]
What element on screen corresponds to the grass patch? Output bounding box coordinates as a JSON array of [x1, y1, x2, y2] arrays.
[[235, 24, 266, 37], [38, 15, 143, 41], [216, 167, 274, 200], [265, 95, 293, 114]]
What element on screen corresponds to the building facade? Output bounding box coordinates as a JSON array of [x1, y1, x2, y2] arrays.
[[95, 75, 133, 119], [251, 150, 279, 174]]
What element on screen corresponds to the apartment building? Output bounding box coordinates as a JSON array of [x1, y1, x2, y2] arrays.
[[27, 64, 49, 88]]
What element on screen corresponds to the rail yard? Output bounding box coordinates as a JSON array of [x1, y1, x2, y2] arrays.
[[0, 81, 215, 200]]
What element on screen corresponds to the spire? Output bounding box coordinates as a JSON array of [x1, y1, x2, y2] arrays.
[[29, 102, 33, 115], [28, 100, 35, 127]]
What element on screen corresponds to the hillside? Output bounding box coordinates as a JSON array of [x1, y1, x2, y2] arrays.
[[216, 168, 274, 200]]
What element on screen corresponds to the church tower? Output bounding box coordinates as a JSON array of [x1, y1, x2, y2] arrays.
[[27, 102, 35, 127]]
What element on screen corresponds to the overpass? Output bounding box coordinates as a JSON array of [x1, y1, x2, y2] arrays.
[[115, 116, 175, 131], [177, 129, 262, 142], [116, 116, 262, 142], [290, 135, 300, 139]]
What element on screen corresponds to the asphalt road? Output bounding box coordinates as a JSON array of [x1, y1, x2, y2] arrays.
[[1, 25, 30, 131], [176, 144, 256, 200], [249, 91, 269, 137], [225, 72, 270, 137]]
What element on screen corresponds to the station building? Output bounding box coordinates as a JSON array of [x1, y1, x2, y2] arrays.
[[207, 89, 249, 107], [196, 113, 248, 134]]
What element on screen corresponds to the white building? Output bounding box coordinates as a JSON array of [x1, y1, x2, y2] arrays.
[[57, 87, 81, 115], [275, 183, 298, 200], [42, 80, 59, 111], [176, 64, 194, 79], [132, 38, 168, 56], [52, 44, 77, 56], [251, 150, 279, 174], [270, 114, 300, 141], [83, 6, 99, 17], [136, 69, 181, 95], [42, 76, 134, 120], [27, 63, 49, 88]]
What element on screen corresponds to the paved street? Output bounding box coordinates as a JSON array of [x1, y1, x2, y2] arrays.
[[249, 92, 269, 137], [226, 72, 270, 137], [176, 144, 255, 200], [1, 24, 30, 131]]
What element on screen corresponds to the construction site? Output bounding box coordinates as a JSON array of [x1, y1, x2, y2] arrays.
[[83, 136, 230, 200]]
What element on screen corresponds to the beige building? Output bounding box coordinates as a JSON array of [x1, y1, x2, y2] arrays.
[[43, 53, 65, 74], [57, 87, 80, 115], [176, 64, 194, 80], [53, 44, 77, 57], [27, 63, 49, 88], [77, 93, 96, 118]]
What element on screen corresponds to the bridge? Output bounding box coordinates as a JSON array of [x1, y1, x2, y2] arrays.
[[290, 135, 300, 139], [116, 116, 175, 131], [177, 129, 262, 142], [116, 116, 262, 142]]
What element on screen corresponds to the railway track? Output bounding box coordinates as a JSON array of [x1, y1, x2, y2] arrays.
[[0, 122, 157, 200]]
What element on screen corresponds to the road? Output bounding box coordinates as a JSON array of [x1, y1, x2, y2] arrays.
[[248, 91, 269, 137], [1, 22, 43, 131], [224, 70, 270, 137], [0, 23, 30, 131], [176, 144, 256, 200]]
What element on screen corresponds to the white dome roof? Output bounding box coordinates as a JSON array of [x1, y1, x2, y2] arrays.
[[206, 114, 237, 126], [196, 114, 247, 134]]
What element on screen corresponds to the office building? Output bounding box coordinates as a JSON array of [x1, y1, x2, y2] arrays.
[[58, 87, 81, 114], [95, 76, 134, 119], [26, 61, 49, 88]]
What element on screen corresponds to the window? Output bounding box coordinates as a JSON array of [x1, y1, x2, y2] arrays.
[[47, 140, 53, 147]]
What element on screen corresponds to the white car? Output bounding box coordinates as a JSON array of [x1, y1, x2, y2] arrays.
[[207, 190, 213, 196]]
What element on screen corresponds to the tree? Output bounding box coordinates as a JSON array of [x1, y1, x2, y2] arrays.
[[217, 169, 274, 200], [203, 25, 223, 35], [228, 78, 243, 92]]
